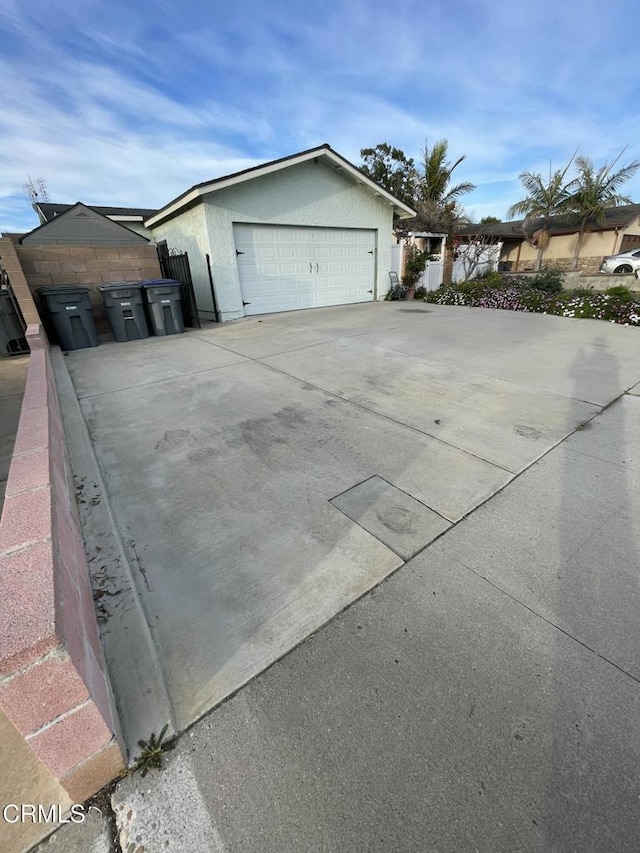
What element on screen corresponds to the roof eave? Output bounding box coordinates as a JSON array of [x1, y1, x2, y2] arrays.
[[145, 145, 416, 227]]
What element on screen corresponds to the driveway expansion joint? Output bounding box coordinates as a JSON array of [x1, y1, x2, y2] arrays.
[[437, 544, 640, 687]]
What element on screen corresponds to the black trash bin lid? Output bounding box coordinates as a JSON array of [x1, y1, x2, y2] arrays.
[[99, 281, 143, 291], [139, 279, 180, 288], [36, 284, 90, 295]]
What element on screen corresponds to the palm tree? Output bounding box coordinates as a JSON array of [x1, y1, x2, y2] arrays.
[[414, 139, 476, 234], [410, 140, 476, 286], [565, 153, 640, 270], [507, 158, 574, 270]]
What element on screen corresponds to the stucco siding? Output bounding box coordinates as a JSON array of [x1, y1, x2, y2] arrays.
[[150, 161, 394, 321], [119, 221, 153, 240], [503, 229, 619, 271], [149, 204, 215, 318]]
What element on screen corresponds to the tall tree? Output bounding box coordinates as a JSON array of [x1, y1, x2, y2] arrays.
[[565, 152, 640, 270], [359, 143, 418, 208], [360, 138, 475, 285], [414, 139, 476, 234], [507, 158, 574, 270]]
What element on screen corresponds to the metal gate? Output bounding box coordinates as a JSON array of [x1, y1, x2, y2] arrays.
[[157, 246, 201, 329], [0, 267, 28, 356]]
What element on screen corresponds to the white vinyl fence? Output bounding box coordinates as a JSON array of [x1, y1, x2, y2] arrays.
[[418, 260, 444, 291], [389, 244, 444, 292], [452, 242, 502, 283]]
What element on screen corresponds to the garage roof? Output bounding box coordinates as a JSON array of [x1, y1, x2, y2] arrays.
[[145, 144, 417, 227]]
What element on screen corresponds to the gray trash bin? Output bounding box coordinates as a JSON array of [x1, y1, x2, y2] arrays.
[[99, 282, 149, 342], [140, 279, 184, 336], [36, 286, 99, 350], [0, 288, 28, 356]]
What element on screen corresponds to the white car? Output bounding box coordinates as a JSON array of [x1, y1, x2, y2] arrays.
[[599, 249, 640, 275]]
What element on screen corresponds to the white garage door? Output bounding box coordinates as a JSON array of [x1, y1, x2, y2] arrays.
[[234, 224, 376, 316]]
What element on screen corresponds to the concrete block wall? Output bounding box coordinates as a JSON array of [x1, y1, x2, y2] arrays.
[[4, 238, 161, 337], [562, 271, 638, 291], [504, 270, 638, 292], [0, 326, 124, 804], [0, 237, 40, 325]]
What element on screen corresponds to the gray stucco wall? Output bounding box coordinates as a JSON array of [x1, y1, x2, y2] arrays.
[[149, 203, 215, 318], [118, 221, 154, 240], [150, 160, 395, 321]]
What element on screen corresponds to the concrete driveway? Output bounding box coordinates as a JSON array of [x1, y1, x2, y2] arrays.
[[58, 302, 640, 849]]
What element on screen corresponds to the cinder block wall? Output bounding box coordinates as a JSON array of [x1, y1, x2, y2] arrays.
[[0, 237, 40, 325], [0, 326, 125, 810], [12, 241, 161, 336]]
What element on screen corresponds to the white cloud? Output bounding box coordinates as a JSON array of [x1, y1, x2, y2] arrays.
[[2, 0, 640, 231]]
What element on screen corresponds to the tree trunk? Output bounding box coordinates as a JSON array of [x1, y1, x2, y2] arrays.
[[571, 225, 585, 271], [534, 245, 543, 271], [443, 244, 454, 285]]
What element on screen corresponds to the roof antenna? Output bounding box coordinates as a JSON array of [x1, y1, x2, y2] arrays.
[[24, 176, 50, 204]]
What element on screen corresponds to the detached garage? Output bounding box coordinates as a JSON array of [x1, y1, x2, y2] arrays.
[[146, 145, 415, 321]]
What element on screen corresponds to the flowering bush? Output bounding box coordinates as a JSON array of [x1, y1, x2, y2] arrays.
[[425, 280, 640, 327]]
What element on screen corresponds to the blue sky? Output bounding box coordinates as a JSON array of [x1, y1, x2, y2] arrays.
[[1, 0, 639, 232]]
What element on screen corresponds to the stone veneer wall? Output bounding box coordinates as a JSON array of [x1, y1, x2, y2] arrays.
[[0, 325, 124, 805], [512, 256, 603, 274]]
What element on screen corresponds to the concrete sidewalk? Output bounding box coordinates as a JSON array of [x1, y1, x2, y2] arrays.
[[48, 303, 640, 851]]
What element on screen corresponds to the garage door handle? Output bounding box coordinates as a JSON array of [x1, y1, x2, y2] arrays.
[[243, 301, 251, 306], [236, 250, 245, 255]]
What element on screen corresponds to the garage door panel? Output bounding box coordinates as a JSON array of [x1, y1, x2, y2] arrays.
[[234, 224, 375, 316]]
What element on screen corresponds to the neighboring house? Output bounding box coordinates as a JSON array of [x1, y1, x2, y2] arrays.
[[145, 144, 416, 321], [34, 202, 158, 240], [456, 204, 640, 274], [23, 202, 152, 247]]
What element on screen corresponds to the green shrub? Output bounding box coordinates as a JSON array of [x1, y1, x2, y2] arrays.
[[605, 284, 633, 300], [454, 280, 488, 295], [414, 286, 427, 300], [402, 246, 429, 288], [425, 287, 446, 303], [481, 270, 504, 289], [519, 289, 551, 312], [526, 267, 564, 294], [570, 287, 594, 297]]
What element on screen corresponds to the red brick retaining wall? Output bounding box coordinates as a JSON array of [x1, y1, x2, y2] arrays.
[[0, 326, 124, 802]]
